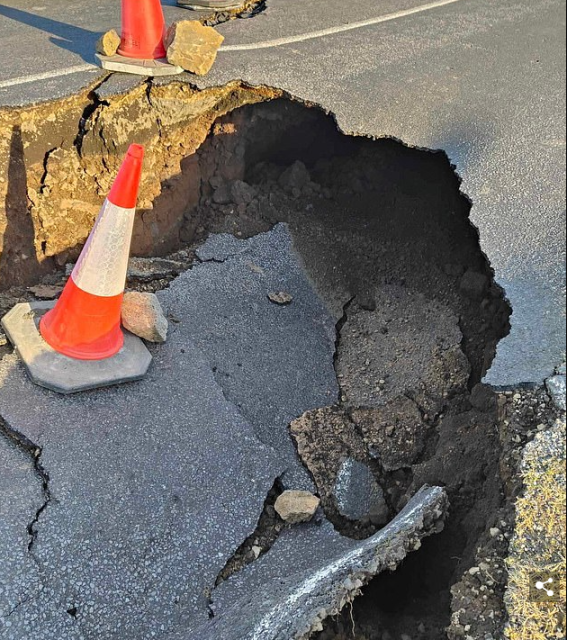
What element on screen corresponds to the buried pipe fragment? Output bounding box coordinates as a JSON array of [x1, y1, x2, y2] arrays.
[[176, 486, 448, 640]]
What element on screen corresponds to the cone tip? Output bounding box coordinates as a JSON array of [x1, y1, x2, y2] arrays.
[[128, 144, 145, 160]]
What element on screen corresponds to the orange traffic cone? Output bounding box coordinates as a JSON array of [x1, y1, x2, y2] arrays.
[[117, 0, 168, 60], [40, 145, 145, 361]]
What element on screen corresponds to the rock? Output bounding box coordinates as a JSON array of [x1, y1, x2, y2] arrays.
[[96, 29, 121, 57], [268, 291, 293, 306], [165, 21, 225, 76], [334, 458, 389, 525], [278, 161, 311, 192], [546, 375, 566, 411], [274, 490, 320, 524], [212, 183, 233, 205], [459, 269, 489, 298], [0, 332, 7, 347], [470, 383, 498, 413], [121, 292, 168, 343], [230, 180, 257, 206], [28, 284, 63, 299]]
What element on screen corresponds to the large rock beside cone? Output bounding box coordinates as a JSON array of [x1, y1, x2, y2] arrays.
[[96, 30, 121, 57], [122, 292, 168, 343], [165, 21, 224, 76]]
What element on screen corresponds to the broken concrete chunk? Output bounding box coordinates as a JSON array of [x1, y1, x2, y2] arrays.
[[165, 21, 224, 76], [96, 29, 121, 57], [334, 458, 389, 526], [121, 292, 168, 343], [275, 490, 320, 524], [459, 269, 489, 298], [278, 160, 311, 192]]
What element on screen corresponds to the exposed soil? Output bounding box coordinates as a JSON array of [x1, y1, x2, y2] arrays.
[[0, 96, 532, 639]]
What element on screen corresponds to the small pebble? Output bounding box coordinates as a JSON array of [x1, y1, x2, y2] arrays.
[[268, 291, 293, 306]]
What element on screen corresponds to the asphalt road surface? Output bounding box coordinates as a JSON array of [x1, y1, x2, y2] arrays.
[[0, 0, 565, 384]]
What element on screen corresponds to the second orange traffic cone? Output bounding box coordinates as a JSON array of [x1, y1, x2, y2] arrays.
[[40, 145, 145, 361], [117, 0, 168, 60]]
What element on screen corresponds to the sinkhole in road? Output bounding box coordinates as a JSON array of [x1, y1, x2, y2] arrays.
[[0, 92, 513, 638], [185, 99, 513, 639]]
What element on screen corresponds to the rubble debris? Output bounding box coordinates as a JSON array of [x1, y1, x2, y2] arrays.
[[352, 397, 428, 471], [268, 291, 293, 306], [275, 490, 320, 524], [165, 21, 225, 76], [127, 257, 186, 282], [122, 291, 169, 343], [334, 458, 389, 526], [95, 30, 121, 57], [179, 486, 449, 640]]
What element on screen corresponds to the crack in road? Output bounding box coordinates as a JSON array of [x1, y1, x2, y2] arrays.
[[0, 418, 52, 564]]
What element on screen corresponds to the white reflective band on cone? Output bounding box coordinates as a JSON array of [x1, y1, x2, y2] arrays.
[[72, 199, 136, 297]]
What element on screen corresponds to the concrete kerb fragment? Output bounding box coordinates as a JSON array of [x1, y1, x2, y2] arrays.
[[96, 54, 184, 77], [1, 301, 152, 394]]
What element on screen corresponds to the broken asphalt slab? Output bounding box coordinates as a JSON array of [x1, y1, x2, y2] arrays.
[[176, 486, 448, 640], [0, 224, 338, 638], [186, 223, 339, 488]]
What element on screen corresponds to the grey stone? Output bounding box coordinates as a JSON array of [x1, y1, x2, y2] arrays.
[[212, 182, 233, 205], [546, 375, 566, 411], [278, 161, 311, 192], [230, 180, 257, 206], [122, 292, 168, 343], [1, 301, 152, 395], [274, 490, 320, 524], [334, 458, 389, 525], [0, 300, 283, 638], [95, 53, 183, 77], [177, 486, 448, 640], [176, 224, 339, 488]]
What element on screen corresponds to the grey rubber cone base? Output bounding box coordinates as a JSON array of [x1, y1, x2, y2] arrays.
[[1, 301, 152, 395], [96, 53, 183, 77]]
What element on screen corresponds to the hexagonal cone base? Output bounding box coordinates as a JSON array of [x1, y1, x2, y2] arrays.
[[1, 302, 152, 395], [96, 53, 183, 76]]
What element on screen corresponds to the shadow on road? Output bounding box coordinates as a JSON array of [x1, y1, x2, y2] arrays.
[[0, 125, 41, 288], [0, 5, 100, 63]]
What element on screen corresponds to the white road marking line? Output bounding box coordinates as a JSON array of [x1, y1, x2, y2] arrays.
[[0, 64, 98, 90], [0, 0, 465, 90], [221, 0, 466, 51]]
